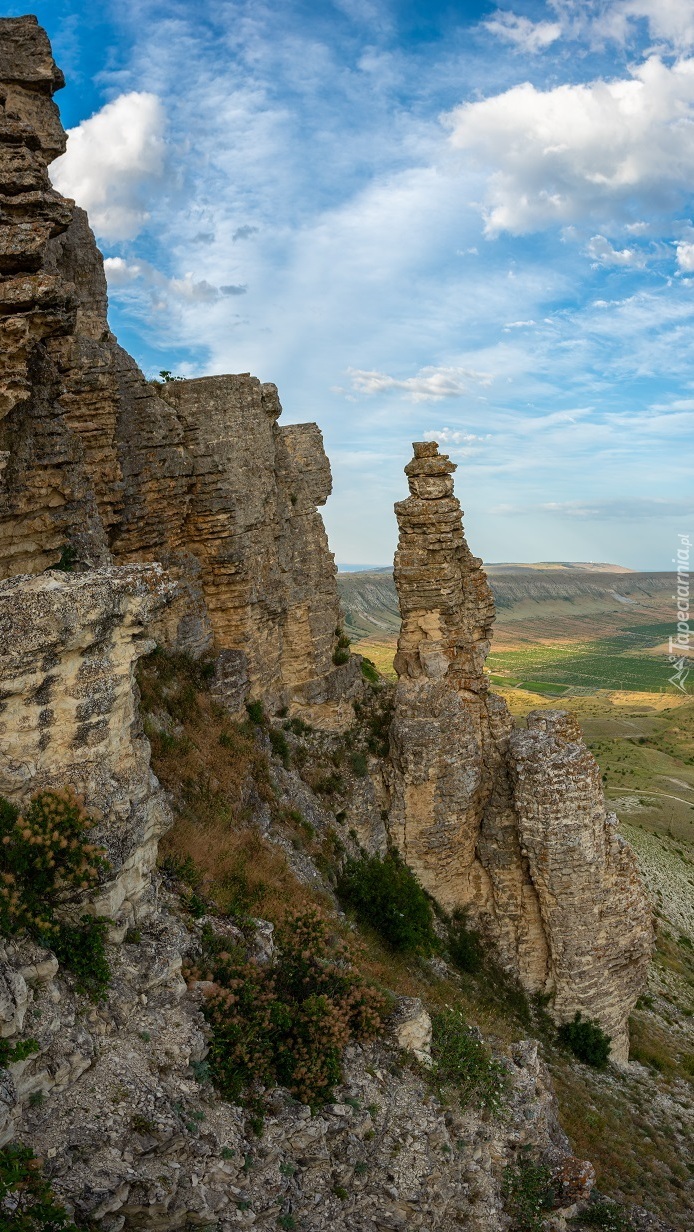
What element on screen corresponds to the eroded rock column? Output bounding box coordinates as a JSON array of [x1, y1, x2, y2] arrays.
[[389, 442, 652, 1060]]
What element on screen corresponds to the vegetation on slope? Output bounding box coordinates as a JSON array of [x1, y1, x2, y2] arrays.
[[138, 649, 694, 1228]]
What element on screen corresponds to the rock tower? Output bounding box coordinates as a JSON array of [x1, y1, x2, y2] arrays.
[[389, 442, 652, 1061]]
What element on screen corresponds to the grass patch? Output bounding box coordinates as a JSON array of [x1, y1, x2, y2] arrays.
[[502, 1153, 555, 1232], [430, 1007, 507, 1113]]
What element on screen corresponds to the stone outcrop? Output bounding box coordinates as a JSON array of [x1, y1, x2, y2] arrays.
[[0, 565, 178, 926], [388, 443, 652, 1060], [0, 907, 590, 1232]]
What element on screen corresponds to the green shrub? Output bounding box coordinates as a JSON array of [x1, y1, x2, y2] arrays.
[[0, 790, 111, 999], [313, 773, 344, 796], [336, 850, 436, 954], [430, 1008, 507, 1113], [0, 1038, 39, 1069], [360, 658, 380, 685], [53, 544, 77, 573], [353, 696, 394, 757], [332, 648, 350, 666], [447, 910, 482, 974], [246, 700, 266, 725], [557, 1012, 611, 1068], [269, 729, 291, 768], [0, 789, 108, 939], [575, 1198, 633, 1230], [190, 907, 385, 1107], [503, 1154, 555, 1231], [50, 915, 110, 1000], [349, 751, 368, 778], [0, 1143, 77, 1230]]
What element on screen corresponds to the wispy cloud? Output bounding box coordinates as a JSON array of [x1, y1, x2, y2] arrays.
[[348, 365, 492, 401], [482, 11, 562, 54], [493, 497, 694, 518]]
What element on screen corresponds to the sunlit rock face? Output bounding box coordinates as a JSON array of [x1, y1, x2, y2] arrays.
[[388, 442, 652, 1061]]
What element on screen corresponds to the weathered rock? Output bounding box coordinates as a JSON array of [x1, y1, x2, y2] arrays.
[[389, 997, 432, 1064], [0, 566, 179, 922], [156, 377, 343, 709], [388, 443, 652, 1060], [508, 709, 652, 1060]]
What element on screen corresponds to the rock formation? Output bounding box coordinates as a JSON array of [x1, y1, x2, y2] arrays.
[[0, 565, 177, 926], [389, 442, 652, 1061]]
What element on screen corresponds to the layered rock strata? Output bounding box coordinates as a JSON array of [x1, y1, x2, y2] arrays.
[[389, 442, 652, 1060], [0, 565, 178, 925]]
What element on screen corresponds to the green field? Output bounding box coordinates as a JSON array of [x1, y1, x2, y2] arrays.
[[488, 628, 685, 694]]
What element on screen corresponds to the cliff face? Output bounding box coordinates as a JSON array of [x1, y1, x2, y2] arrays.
[[0, 16, 345, 713], [388, 443, 653, 1061]]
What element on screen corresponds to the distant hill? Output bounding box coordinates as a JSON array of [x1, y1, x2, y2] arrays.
[[484, 561, 635, 574], [337, 567, 676, 641]]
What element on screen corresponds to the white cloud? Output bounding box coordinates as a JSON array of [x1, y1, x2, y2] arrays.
[[585, 234, 648, 266], [545, 497, 694, 517], [675, 240, 694, 270], [483, 11, 562, 54], [103, 256, 232, 307], [348, 365, 492, 401], [621, 0, 694, 51], [50, 92, 166, 241], [423, 428, 491, 444], [102, 256, 143, 285], [447, 56, 694, 234]]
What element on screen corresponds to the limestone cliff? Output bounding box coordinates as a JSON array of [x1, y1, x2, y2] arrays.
[[0, 15, 345, 713], [388, 443, 653, 1061]]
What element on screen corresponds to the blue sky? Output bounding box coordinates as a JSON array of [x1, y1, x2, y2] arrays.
[[15, 0, 694, 567]]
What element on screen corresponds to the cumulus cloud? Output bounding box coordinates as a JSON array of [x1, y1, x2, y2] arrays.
[[675, 240, 694, 270], [232, 225, 259, 241], [50, 92, 166, 241], [585, 234, 648, 266], [620, 0, 694, 51], [348, 365, 492, 401], [447, 56, 694, 234], [483, 11, 562, 53]]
